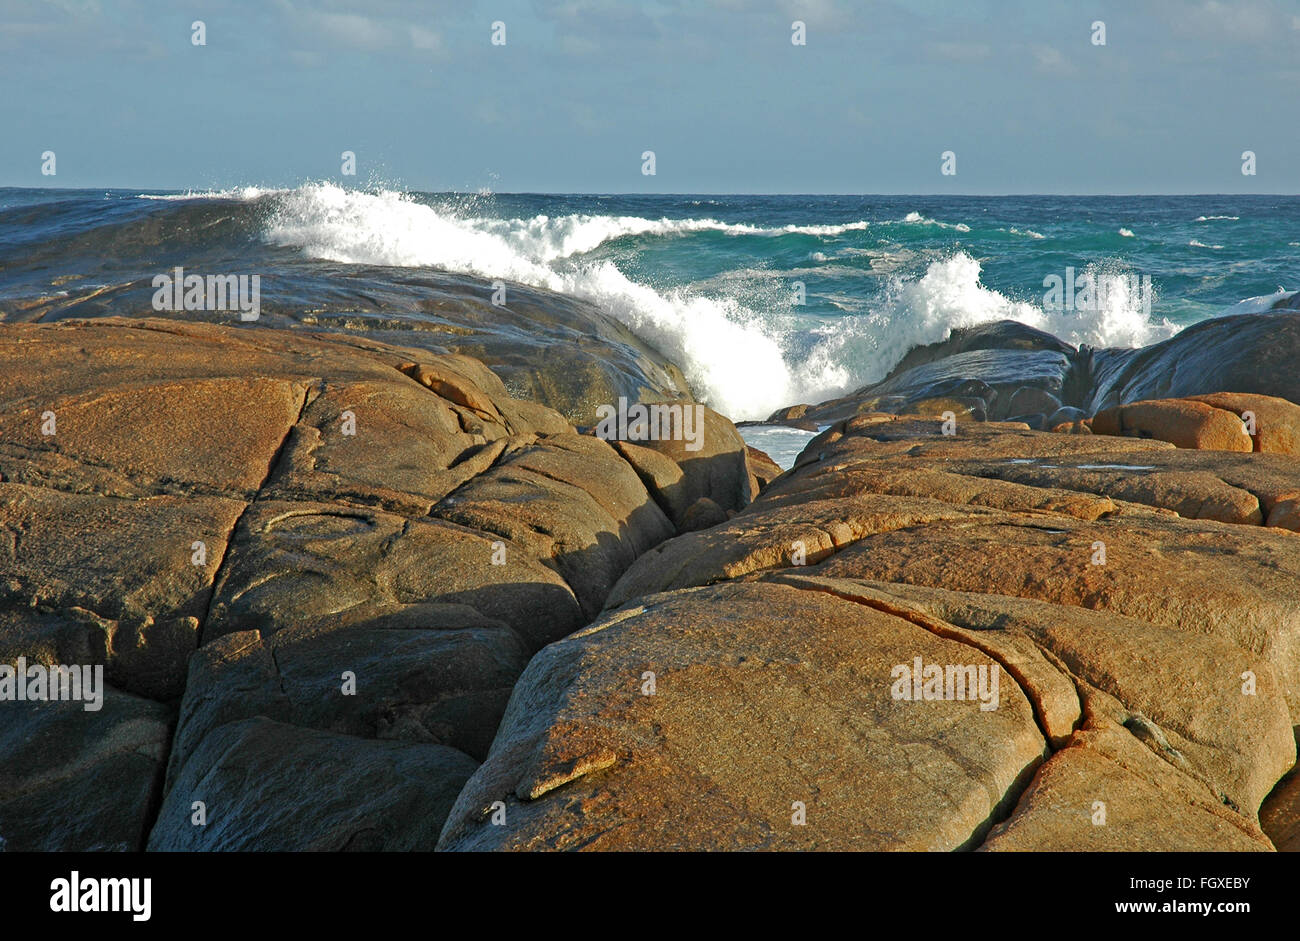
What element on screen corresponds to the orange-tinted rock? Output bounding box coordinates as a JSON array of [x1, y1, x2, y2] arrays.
[[0, 318, 745, 851], [745, 445, 783, 496], [1189, 392, 1300, 455], [438, 581, 1046, 851], [1091, 398, 1253, 451], [1266, 496, 1300, 533]]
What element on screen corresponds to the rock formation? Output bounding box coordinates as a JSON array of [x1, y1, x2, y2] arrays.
[[3, 315, 1298, 853]]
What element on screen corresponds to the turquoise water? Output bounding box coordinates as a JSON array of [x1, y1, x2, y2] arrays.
[[2, 187, 1296, 420]]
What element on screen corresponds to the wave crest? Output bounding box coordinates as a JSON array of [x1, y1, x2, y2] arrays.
[[256, 184, 1180, 419]]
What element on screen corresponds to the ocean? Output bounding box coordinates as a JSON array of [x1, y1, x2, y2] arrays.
[[2, 186, 1296, 436]]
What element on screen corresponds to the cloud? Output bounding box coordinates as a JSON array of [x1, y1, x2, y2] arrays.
[[315, 12, 392, 49], [409, 25, 442, 54], [1031, 44, 1076, 76], [269, 1, 466, 57], [1163, 0, 1296, 49]]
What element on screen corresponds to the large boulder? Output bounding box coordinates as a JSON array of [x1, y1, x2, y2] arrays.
[[0, 318, 744, 851], [589, 413, 1300, 848], [1090, 398, 1253, 451], [147, 717, 477, 851], [773, 309, 1300, 437], [1085, 309, 1300, 413], [438, 581, 1046, 851], [596, 403, 756, 524], [780, 322, 1080, 428], [1088, 393, 1300, 455]]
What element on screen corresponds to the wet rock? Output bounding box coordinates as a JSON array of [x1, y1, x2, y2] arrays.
[[14, 271, 693, 426], [1048, 406, 1089, 428], [1086, 310, 1300, 413], [796, 321, 1078, 425], [1007, 386, 1062, 418]]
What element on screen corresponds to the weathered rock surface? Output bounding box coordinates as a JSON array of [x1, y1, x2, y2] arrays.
[[0, 688, 172, 851], [8, 309, 1300, 853], [0, 318, 730, 851], [438, 581, 1046, 851], [981, 720, 1273, 851], [595, 403, 756, 525], [147, 717, 477, 851], [946, 450, 1300, 532], [445, 412, 1300, 850]]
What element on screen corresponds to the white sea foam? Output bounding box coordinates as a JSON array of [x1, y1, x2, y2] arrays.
[[257, 184, 1182, 420], [1223, 289, 1292, 315], [1188, 239, 1223, 249], [843, 253, 1176, 378], [1008, 227, 1046, 239], [1194, 215, 1239, 221], [262, 185, 835, 417], [894, 211, 971, 232], [1118, 227, 1136, 238], [136, 187, 275, 201]]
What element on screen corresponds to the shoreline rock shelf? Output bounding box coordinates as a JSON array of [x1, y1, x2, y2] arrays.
[[2, 316, 1299, 852], [0, 318, 751, 851]]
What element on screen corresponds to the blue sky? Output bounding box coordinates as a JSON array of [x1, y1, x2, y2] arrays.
[[2, 0, 1297, 193]]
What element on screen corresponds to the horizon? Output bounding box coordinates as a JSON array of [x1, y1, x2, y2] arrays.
[[6, 185, 1300, 199]]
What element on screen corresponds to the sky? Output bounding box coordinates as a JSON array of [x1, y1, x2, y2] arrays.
[[1, 0, 1297, 194]]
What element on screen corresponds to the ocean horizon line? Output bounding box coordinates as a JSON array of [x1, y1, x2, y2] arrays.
[[3, 185, 1299, 199]]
